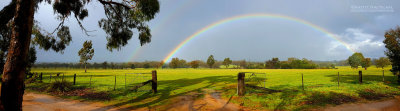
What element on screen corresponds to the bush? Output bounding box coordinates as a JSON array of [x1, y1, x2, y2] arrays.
[[47, 79, 73, 92], [305, 91, 358, 105], [357, 89, 393, 100]]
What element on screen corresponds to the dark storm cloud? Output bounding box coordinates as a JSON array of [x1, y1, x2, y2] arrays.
[[1, 0, 399, 62]]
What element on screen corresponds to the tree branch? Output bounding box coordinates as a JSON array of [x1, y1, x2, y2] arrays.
[[0, 1, 16, 27], [98, 0, 133, 9], [51, 18, 65, 34], [74, 15, 95, 36]]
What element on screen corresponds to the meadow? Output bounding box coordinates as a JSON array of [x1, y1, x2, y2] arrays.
[[28, 66, 400, 110]]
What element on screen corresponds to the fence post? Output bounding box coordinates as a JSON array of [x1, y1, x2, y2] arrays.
[[237, 72, 245, 96], [40, 73, 43, 82], [301, 73, 304, 91], [73, 74, 76, 85], [49, 74, 52, 82], [337, 72, 340, 88], [89, 75, 92, 87], [359, 71, 362, 84], [152, 70, 158, 93], [114, 74, 116, 91], [382, 70, 385, 82]]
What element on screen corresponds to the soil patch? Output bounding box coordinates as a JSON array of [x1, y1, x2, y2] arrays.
[[323, 96, 400, 111]]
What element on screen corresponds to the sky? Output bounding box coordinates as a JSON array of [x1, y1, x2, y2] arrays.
[[1, 0, 399, 63]]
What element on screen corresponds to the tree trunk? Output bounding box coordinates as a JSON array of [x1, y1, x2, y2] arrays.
[[85, 63, 87, 73], [1, 0, 35, 110]]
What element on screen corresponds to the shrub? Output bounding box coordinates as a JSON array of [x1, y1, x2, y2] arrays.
[[47, 79, 73, 92], [357, 89, 392, 100], [305, 91, 358, 105]]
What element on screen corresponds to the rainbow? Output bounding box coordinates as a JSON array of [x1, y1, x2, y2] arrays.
[[162, 13, 355, 63]]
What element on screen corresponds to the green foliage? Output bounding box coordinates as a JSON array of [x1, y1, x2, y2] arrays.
[[383, 26, 400, 75], [31, 24, 72, 53], [102, 61, 108, 69], [247, 62, 265, 69], [169, 58, 179, 69], [26, 47, 37, 72], [357, 89, 394, 100], [238, 60, 247, 69], [361, 58, 371, 70], [188, 60, 200, 68], [265, 58, 280, 69], [169, 57, 186, 68], [78, 41, 94, 64], [207, 55, 215, 68], [317, 62, 336, 69], [348, 53, 365, 69], [131, 64, 136, 69], [373, 57, 391, 69], [98, 0, 160, 50], [78, 41, 94, 72], [143, 63, 150, 68], [222, 58, 232, 68], [47, 79, 73, 92], [280, 58, 318, 69]]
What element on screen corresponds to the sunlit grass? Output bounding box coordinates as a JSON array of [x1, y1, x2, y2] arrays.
[[28, 66, 400, 110]]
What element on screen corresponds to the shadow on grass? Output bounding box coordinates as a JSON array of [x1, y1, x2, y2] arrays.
[[89, 75, 237, 111], [267, 85, 301, 111], [325, 74, 397, 85]]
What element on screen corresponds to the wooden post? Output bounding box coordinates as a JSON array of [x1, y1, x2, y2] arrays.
[[237, 72, 245, 96], [73, 74, 76, 85], [39, 73, 43, 81], [301, 73, 304, 91], [152, 70, 158, 93], [359, 71, 362, 84], [114, 75, 116, 91], [337, 72, 340, 88], [89, 75, 92, 87], [382, 70, 385, 82]]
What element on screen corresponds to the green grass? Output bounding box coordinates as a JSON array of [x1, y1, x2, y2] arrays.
[[27, 66, 400, 110]]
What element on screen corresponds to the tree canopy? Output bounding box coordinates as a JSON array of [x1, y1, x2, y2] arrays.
[[373, 57, 391, 69], [348, 53, 365, 69], [78, 40, 94, 72], [383, 26, 400, 76], [361, 58, 371, 70], [222, 58, 232, 68], [207, 55, 215, 68], [0, 0, 160, 110]]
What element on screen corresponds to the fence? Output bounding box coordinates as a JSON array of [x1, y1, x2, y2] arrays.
[[237, 70, 390, 96], [237, 72, 267, 96], [27, 70, 158, 93]]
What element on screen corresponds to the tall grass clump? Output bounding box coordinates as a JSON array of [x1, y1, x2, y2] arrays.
[[47, 79, 73, 92]]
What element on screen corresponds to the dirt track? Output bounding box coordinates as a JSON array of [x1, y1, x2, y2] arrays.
[[324, 97, 400, 111], [22, 92, 400, 111], [23, 93, 120, 111], [22, 91, 241, 111]]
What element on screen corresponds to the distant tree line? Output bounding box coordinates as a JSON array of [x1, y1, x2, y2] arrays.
[[34, 56, 367, 69]]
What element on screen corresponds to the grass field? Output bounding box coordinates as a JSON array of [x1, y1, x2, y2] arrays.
[[28, 66, 400, 110]]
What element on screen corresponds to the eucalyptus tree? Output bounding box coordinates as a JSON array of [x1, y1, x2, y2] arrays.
[[0, 0, 159, 110], [383, 26, 400, 83], [78, 41, 94, 73]]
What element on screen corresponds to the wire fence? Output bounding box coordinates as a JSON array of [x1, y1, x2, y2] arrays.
[[29, 71, 156, 92], [238, 70, 395, 96]]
